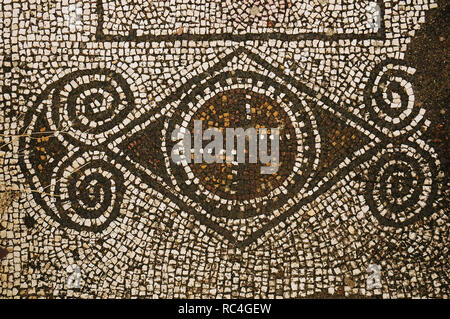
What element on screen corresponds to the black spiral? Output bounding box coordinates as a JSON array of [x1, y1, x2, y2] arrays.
[[364, 60, 419, 133], [52, 69, 134, 138], [365, 141, 438, 227], [53, 153, 125, 232]]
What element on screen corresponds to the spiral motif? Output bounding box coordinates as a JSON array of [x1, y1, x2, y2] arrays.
[[364, 61, 421, 134], [365, 141, 439, 227], [51, 151, 125, 232], [52, 69, 134, 144]]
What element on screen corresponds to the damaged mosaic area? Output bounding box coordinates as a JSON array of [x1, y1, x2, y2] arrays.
[[0, 0, 448, 298]]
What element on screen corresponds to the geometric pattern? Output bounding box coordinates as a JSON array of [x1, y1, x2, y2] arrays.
[[0, 0, 448, 298]]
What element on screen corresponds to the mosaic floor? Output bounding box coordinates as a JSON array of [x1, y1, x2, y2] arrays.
[[0, 0, 448, 298]]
